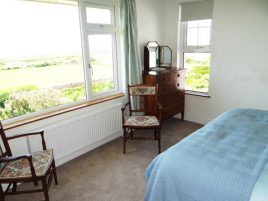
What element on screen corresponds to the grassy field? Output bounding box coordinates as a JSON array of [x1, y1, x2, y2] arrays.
[[0, 63, 113, 90], [184, 54, 210, 93], [0, 56, 115, 120]]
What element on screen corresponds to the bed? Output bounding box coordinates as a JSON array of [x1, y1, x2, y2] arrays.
[[145, 109, 268, 201]]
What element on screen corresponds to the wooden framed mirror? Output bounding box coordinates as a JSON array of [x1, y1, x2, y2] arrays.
[[144, 41, 160, 71], [160, 46, 172, 67]]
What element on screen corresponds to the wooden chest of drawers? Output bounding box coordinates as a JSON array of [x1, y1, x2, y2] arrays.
[[143, 68, 185, 121]]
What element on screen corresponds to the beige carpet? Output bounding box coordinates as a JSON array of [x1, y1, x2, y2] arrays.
[[6, 118, 202, 201]]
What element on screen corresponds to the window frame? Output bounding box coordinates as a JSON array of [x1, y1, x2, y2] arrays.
[[1, 0, 122, 124], [179, 19, 212, 94], [81, 0, 121, 99]]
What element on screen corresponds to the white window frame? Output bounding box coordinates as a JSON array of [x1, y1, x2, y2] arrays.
[[180, 20, 212, 65], [80, 0, 121, 99], [179, 19, 212, 94], [1, 0, 122, 124]]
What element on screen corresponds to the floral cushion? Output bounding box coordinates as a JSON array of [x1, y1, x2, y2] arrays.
[[0, 149, 53, 179], [129, 86, 156, 95], [124, 116, 159, 127]]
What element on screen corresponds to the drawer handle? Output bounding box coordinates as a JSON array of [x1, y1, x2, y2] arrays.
[[177, 83, 180, 87], [177, 74, 180, 77]]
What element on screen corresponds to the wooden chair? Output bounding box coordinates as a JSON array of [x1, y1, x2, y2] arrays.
[[121, 84, 162, 154], [0, 121, 58, 201]]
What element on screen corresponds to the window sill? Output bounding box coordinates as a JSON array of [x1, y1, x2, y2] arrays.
[[4, 93, 124, 130], [185, 90, 211, 98]]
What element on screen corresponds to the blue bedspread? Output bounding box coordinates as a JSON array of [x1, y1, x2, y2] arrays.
[[145, 109, 268, 201]]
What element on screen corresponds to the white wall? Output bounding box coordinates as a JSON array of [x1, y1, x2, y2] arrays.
[[162, 0, 181, 66], [136, 0, 165, 68], [162, 0, 268, 124]]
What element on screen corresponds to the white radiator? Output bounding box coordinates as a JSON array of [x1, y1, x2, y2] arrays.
[[27, 103, 122, 166]]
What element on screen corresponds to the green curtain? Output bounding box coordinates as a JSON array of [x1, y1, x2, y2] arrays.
[[120, 0, 142, 86]]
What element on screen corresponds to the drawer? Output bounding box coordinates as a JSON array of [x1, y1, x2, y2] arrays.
[[158, 92, 184, 106], [156, 72, 180, 84], [161, 103, 184, 120], [165, 103, 184, 116], [158, 84, 179, 95]]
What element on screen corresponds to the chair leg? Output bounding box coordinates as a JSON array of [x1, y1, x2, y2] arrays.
[[123, 128, 127, 154], [42, 178, 49, 201], [154, 128, 157, 140], [12, 182, 17, 192], [158, 128, 161, 154], [130, 129, 134, 140], [52, 160, 58, 185], [0, 184, 5, 201]]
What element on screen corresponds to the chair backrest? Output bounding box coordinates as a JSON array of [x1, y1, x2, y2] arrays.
[[127, 84, 158, 116], [0, 121, 12, 157]]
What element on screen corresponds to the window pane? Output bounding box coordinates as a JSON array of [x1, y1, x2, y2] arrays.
[[86, 7, 112, 24], [88, 34, 115, 94], [186, 20, 211, 47], [198, 27, 210, 45], [198, 19, 211, 27], [188, 21, 198, 28], [0, 1, 86, 121], [187, 28, 198, 46], [184, 53, 210, 93]]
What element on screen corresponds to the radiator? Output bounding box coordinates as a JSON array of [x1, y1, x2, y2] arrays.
[[27, 103, 122, 166]]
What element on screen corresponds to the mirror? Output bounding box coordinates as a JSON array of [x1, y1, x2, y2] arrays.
[[144, 42, 173, 71], [160, 46, 172, 67], [144, 41, 160, 71]]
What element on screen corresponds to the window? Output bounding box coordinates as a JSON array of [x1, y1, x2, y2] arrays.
[[86, 7, 112, 24], [85, 2, 119, 95], [186, 20, 211, 46], [0, 0, 120, 121], [181, 19, 212, 93]]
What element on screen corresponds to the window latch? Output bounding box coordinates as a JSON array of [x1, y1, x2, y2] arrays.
[[88, 64, 93, 75], [196, 46, 204, 49]]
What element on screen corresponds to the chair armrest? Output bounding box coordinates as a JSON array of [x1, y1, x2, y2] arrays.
[[7, 131, 47, 150], [121, 102, 130, 112], [0, 154, 38, 184], [121, 102, 130, 127]]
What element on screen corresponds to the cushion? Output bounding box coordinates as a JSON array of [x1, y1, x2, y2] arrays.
[[124, 116, 159, 127], [0, 149, 54, 179], [129, 86, 156, 95]]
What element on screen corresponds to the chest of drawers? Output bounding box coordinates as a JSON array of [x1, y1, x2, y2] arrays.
[[143, 68, 185, 121]]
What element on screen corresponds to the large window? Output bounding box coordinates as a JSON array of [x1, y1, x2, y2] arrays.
[[182, 19, 212, 93], [0, 0, 120, 121]]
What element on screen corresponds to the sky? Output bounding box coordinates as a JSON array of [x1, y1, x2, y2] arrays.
[[0, 0, 82, 59]]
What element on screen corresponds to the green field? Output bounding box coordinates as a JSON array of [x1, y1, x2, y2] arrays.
[[0, 63, 114, 90], [0, 64, 84, 90], [0, 56, 114, 120], [184, 54, 210, 93]]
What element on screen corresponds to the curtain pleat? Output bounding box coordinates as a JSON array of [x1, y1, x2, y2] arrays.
[[120, 0, 142, 86]]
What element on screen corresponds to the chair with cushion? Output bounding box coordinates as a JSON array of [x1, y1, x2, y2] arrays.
[[121, 84, 162, 154], [0, 121, 58, 201]]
